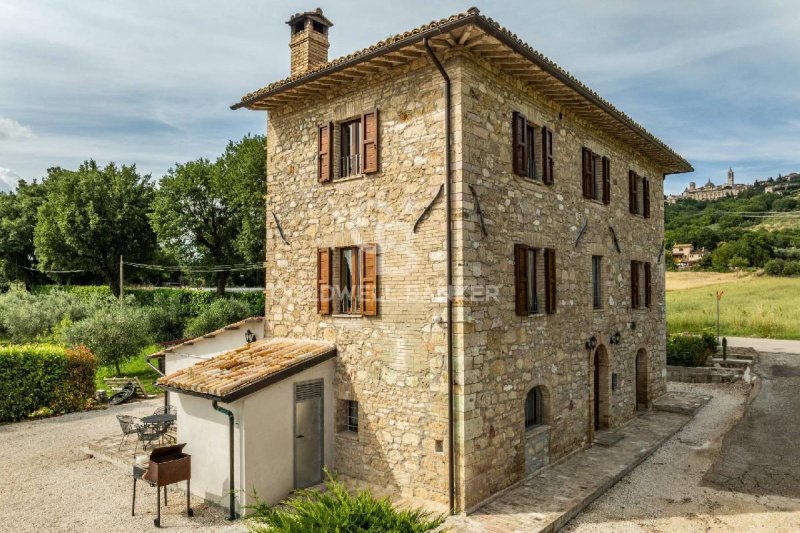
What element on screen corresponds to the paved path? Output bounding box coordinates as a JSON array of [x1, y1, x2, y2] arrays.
[[725, 336, 800, 354], [704, 341, 800, 498], [448, 399, 703, 533]]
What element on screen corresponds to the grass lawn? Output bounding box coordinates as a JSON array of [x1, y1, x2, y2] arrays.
[[667, 273, 800, 339], [95, 344, 163, 395]]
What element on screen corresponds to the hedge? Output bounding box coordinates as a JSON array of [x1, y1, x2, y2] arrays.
[[666, 332, 718, 367], [0, 344, 98, 422]]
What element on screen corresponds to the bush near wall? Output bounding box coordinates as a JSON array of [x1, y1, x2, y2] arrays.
[[666, 333, 718, 367], [0, 344, 98, 422]]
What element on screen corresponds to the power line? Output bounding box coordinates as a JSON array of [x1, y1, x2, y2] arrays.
[[18, 264, 88, 274], [123, 261, 266, 273]]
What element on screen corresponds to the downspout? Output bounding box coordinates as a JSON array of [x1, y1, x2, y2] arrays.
[[423, 38, 455, 514], [212, 401, 237, 520]]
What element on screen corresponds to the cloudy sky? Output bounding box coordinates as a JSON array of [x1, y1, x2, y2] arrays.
[[1, 0, 798, 194]]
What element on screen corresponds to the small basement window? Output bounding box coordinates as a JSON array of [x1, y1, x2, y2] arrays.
[[345, 400, 359, 433]]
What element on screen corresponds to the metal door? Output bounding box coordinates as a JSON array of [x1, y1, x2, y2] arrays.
[[294, 379, 324, 489]]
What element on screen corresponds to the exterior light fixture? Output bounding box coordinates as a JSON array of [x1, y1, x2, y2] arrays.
[[585, 335, 598, 351], [610, 331, 622, 345], [245, 329, 257, 343]]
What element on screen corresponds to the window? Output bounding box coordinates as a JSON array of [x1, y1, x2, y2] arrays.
[[317, 245, 378, 316], [340, 119, 361, 178], [525, 387, 544, 429], [515, 244, 556, 315], [582, 148, 610, 203], [345, 400, 359, 433], [512, 111, 554, 184], [592, 255, 603, 309], [631, 260, 652, 309], [629, 171, 651, 218]]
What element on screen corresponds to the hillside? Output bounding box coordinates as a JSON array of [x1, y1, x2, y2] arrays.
[[664, 174, 800, 271]]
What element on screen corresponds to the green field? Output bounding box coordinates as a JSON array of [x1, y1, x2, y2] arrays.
[[667, 274, 800, 339], [94, 344, 163, 395]]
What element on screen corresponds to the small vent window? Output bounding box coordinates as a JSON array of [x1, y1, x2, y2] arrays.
[[295, 380, 323, 401], [345, 400, 359, 433]]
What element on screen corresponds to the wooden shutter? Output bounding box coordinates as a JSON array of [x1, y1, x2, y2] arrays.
[[602, 156, 611, 205], [512, 112, 527, 176], [643, 177, 651, 218], [542, 126, 554, 184], [514, 244, 529, 316], [628, 171, 638, 214], [644, 262, 652, 308], [361, 109, 379, 174], [631, 260, 640, 309], [318, 122, 333, 183], [317, 248, 332, 314], [581, 148, 592, 198], [545, 248, 557, 314], [360, 244, 378, 316]]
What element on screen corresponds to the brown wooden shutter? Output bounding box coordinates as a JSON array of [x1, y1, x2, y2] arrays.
[[628, 171, 637, 214], [602, 156, 611, 205], [512, 112, 527, 176], [514, 244, 529, 316], [644, 262, 652, 308], [542, 126, 554, 184], [545, 248, 557, 314], [631, 260, 640, 309], [317, 248, 332, 314], [318, 122, 333, 183], [361, 109, 379, 174], [360, 243, 378, 316], [643, 177, 651, 218], [582, 148, 592, 198]]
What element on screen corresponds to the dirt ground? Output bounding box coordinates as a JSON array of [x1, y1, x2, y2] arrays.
[[665, 271, 752, 291], [564, 381, 800, 532]]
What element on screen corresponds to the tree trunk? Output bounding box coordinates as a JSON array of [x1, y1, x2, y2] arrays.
[[115, 362, 121, 376], [215, 270, 229, 297]]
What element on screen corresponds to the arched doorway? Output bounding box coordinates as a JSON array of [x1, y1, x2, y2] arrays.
[[593, 346, 610, 430], [635, 349, 648, 410]]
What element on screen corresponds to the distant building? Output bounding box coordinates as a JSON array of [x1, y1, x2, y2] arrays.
[[680, 168, 749, 201], [671, 243, 708, 268]]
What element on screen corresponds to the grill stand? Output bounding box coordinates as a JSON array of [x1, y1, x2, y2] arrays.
[[132, 478, 192, 527]]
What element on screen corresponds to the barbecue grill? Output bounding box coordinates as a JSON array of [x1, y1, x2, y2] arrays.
[[132, 443, 192, 527]]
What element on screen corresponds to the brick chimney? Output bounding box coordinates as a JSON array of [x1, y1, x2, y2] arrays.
[[287, 8, 333, 77]]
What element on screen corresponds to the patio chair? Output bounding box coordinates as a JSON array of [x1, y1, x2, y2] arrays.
[[135, 422, 167, 453], [117, 415, 139, 451]]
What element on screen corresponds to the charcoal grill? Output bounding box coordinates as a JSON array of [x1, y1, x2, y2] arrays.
[[132, 443, 192, 527]]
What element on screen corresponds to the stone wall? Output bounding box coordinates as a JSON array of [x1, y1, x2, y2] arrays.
[[453, 53, 668, 509], [524, 426, 550, 474], [265, 56, 451, 503]]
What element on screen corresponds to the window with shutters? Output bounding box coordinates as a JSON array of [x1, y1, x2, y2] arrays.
[[582, 148, 610, 204], [318, 244, 379, 316], [323, 109, 380, 182], [592, 255, 603, 309], [630, 260, 652, 309], [525, 386, 544, 429], [512, 111, 554, 184], [515, 244, 556, 315], [628, 171, 651, 218]]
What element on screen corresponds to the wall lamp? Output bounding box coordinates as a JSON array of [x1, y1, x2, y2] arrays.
[[610, 331, 622, 345], [585, 335, 598, 351], [245, 329, 257, 343]]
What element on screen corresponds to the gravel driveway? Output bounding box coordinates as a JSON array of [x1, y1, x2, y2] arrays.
[[0, 398, 246, 533]]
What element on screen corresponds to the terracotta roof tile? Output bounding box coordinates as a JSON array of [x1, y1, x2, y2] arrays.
[[158, 338, 336, 400]]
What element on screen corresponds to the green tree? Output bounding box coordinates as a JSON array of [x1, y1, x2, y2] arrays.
[[33, 162, 156, 295], [0, 179, 48, 288], [63, 298, 152, 376], [150, 135, 265, 295]]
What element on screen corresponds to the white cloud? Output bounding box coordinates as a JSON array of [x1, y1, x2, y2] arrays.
[[0, 167, 21, 191], [0, 118, 33, 141]]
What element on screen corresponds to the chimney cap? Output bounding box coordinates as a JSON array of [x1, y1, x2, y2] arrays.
[[286, 8, 333, 28]]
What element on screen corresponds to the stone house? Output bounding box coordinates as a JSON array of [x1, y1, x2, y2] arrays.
[[162, 7, 693, 515]]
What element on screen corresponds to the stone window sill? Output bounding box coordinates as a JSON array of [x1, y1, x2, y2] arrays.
[[332, 313, 364, 319], [525, 424, 551, 437], [337, 430, 359, 441], [332, 173, 366, 184]]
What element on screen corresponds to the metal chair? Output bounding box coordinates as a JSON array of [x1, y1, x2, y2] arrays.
[[135, 422, 167, 453], [117, 415, 139, 451]]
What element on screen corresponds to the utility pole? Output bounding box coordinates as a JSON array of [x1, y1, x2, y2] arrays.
[[716, 290, 724, 344], [119, 255, 124, 298]]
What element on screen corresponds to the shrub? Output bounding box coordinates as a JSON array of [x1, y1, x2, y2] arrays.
[[782, 261, 800, 277], [184, 298, 250, 338], [246, 471, 445, 533], [0, 344, 98, 422], [145, 292, 189, 343], [666, 332, 718, 367], [0, 286, 102, 343], [764, 259, 785, 276], [63, 299, 153, 375]]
